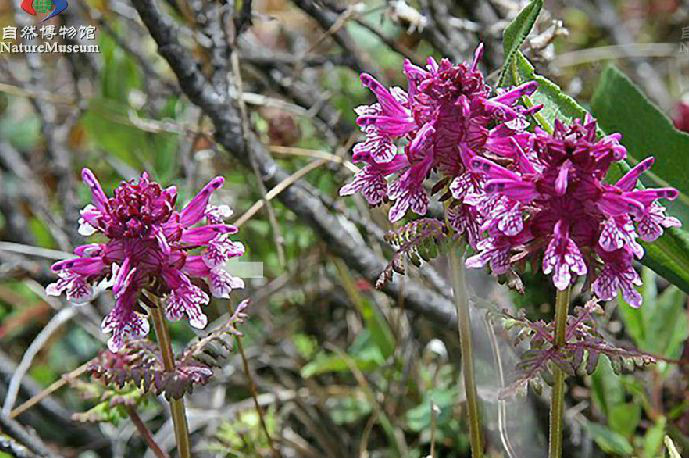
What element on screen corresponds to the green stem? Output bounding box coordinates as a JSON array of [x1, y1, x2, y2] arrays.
[[226, 302, 280, 458], [150, 301, 192, 458], [549, 286, 571, 458], [448, 242, 483, 458]]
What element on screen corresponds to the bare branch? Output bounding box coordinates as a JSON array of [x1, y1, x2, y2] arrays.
[[130, 0, 457, 327]]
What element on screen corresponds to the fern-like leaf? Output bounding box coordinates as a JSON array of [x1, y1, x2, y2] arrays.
[[497, 299, 658, 398], [72, 383, 143, 424], [377, 218, 447, 288], [89, 300, 249, 400]]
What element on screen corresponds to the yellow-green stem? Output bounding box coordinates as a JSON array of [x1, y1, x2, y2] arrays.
[[150, 302, 191, 458], [549, 286, 571, 458], [226, 302, 279, 458], [448, 243, 483, 458]]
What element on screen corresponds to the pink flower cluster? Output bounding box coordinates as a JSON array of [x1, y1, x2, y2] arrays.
[[339, 45, 539, 244], [48, 169, 245, 351], [340, 47, 681, 307], [466, 116, 680, 306]]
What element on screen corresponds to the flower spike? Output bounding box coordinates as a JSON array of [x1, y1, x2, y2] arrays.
[[468, 117, 680, 306], [47, 170, 244, 351]]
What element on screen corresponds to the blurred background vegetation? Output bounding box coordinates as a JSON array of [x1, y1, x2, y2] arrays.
[[1, 0, 689, 457]]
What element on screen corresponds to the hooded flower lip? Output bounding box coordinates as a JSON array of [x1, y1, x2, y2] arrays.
[[340, 45, 539, 242], [48, 169, 245, 351], [467, 115, 680, 306]]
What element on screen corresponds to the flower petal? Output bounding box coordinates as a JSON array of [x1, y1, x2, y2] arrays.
[[180, 176, 225, 227]]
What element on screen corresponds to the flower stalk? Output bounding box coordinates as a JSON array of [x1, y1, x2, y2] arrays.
[[548, 286, 571, 458], [126, 405, 170, 458], [149, 299, 191, 458], [448, 241, 483, 458]]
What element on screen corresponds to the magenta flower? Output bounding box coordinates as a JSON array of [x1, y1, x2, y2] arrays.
[[467, 116, 680, 307], [47, 169, 245, 351], [339, 45, 539, 243]]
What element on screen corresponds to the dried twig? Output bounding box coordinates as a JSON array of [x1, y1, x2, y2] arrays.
[[230, 47, 286, 267], [234, 159, 327, 228], [126, 406, 170, 458], [9, 362, 90, 419], [3, 307, 77, 415]]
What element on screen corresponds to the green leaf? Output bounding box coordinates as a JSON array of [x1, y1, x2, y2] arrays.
[[652, 287, 689, 358], [29, 217, 57, 249], [591, 356, 623, 418], [506, 52, 589, 130], [592, 65, 689, 223], [618, 267, 688, 357], [590, 67, 689, 294], [0, 106, 40, 151], [498, 0, 543, 86], [405, 387, 458, 432], [293, 333, 318, 359], [300, 350, 382, 378], [587, 422, 634, 456], [301, 331, 385, 377], [643, 417, 666, 458], [639, 228, 689, 296], [609, 403, 641, 437], [328, 396, 372, 425], [334, 259, 395, 359], [356, 297, 395, 359]]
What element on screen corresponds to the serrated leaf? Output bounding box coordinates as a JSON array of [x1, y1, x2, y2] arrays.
[[498, 0, 544, 86], [505, 52, 589, 129], [377, 218, 445, 288]]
